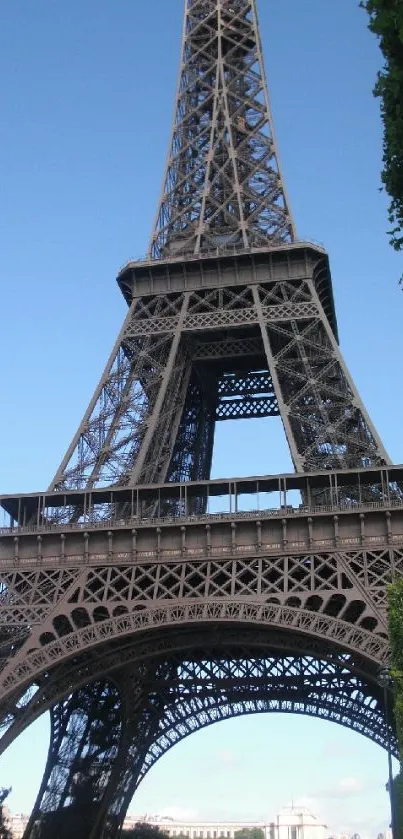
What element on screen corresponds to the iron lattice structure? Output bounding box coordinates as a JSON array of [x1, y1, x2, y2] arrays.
[[0, 1, 400, 838], [150, 0, 295, 257], [50, 257, 389, 493], [18, 647, 396, 839]]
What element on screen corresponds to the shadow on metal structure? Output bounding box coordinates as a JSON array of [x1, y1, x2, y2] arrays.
[[0, 1, 401, 837]]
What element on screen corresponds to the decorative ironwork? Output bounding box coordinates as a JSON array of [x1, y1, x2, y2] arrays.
[[47, 277, 389, 493], [149, 0, 296, 258], [216, 371, 279, 419], [0, 1, 399, 838], [14, 645, 399, 838]]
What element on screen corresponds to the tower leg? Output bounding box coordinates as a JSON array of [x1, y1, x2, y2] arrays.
[[92, 661, 176, 839], [252, 280, 389, 472], [23, 662, 173, 839], [23, 681, 123, 839], [23, 646, 396, 839]]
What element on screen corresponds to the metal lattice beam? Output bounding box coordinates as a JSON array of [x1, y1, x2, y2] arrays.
[[48, 276, 389, 492], [0, 1, 398, 838], [21, 648, 396, 839], [216, 370, 279, 419], [150, 0, 296, 259]]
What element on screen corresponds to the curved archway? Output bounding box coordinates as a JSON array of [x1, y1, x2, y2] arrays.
[[0, 598, 389, 721], [12, 622, 396, 839]]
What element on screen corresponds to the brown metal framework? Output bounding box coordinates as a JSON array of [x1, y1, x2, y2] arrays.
[[149, 0, 295, 257], [0, 1, 400, 838], [19, 647, 397, 839], [0, 468, 402, 837], [49, 247, 388, 493]]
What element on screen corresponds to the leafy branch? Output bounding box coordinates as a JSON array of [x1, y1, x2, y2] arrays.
[[360, 1, 403, 250]]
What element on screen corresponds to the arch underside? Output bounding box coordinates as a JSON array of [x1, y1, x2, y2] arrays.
[[0, 0, 399, 837], [14, 624, 395, 839], [0, 589, 390, 719]]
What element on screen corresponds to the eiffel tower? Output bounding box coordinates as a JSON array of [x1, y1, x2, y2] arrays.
[[0, 1, 401, 837]]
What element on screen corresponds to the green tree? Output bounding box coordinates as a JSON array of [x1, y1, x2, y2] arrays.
[[0, 788, 13, 839], [123, 823, 170, 839], [393, 772, 403, 839], [388, 579, 403, 838], [234, 829, 265, 839], [360, 1, 403, 250]]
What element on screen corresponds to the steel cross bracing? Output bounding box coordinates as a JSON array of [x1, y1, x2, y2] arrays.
[[149, 0, 295, 259], [216, 370, 279, 420], [0, 0, 400, 836], [19, 650, 397, 839], [49, 262, 389, 494], [0, 471, 402, 751]]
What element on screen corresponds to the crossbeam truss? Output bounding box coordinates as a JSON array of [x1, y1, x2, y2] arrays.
[[150, 0, 296, 258], [19, 650, 397, 839], [49, 275, 389, 494], [0, 1, 398, 837], [216, 371, 279, 419]]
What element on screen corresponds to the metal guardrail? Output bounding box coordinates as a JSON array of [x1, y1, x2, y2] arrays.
[[0, 533, 401, 571], [117, 239, 326, 274], [1, 497, 402, 537]]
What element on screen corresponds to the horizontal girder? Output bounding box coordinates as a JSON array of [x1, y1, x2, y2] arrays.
[[216, 394, 278, 419], [215, 370, 279, 419], [0, 487, 402, 724]]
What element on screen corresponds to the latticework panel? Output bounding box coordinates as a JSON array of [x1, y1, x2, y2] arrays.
[[1, 530, 401, 716], [48, 278, 389, 496], [216, 370, 279, 419], [21, 649, 396, 839], [49, 293, 191, 493], [150, 0, 295, 258], [251, 281, 389, 472]]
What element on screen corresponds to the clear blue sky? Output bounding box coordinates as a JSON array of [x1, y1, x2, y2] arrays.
[[0, 1, 402, 836]]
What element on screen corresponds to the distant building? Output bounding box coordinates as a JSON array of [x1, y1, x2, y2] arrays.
[[122, 815, 264, 838], [5, 811, 29, 839], [123, 806, 328, 839], [276, 807, 327, 839]]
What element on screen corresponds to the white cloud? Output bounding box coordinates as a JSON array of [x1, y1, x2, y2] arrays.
[[215, 749, 239, 768], [338, 777, 364, 795], [316, 776, 364, 800]]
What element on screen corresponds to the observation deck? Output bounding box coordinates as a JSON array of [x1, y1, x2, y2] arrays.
[[117, 242, 338, 340]]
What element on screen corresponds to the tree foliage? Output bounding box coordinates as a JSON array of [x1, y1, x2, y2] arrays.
[[122, 823, 170, 839], [360, 0, 403, 250], [0, 788, 13, 839], [234, 830, 265, 839], [388, 579, 403, 838], [389, 578, 403, 749], [393, 771, 403, 839]]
